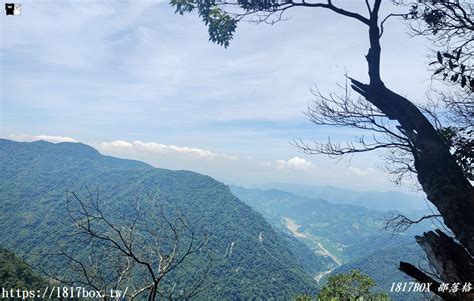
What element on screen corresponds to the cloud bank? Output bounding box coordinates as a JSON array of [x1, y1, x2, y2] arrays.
[[276, 157, 316, 171], [7, 134, 78, 143], [99, 140, 238, 161]]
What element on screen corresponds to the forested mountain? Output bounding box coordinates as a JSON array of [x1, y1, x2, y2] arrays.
[[258, 183, 427, 212], [0, 139, 318, 299], [230, 186, 433, 300]]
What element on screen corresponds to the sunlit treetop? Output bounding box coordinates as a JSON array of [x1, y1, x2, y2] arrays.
[[169, 0, 373, 48]]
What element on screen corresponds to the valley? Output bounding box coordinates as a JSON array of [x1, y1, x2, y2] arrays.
[[283, 217, 342, 266], [283, 217, 306, 238], [230, 185, 434, 300], [282, 217, 342, 283]]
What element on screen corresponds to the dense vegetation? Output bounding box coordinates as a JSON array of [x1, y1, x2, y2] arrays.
[[0, 139, 317, 299], [317, 270, 390, 301], [295, 270, 391, 301], [0, 248, 49, 290]]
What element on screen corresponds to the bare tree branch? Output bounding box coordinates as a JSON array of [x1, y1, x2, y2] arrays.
[[384, 213, 442, 233], [41, 188, 216, 300]]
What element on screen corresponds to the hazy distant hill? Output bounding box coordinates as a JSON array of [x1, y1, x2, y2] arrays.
[[0, 139, 318, 299], [258, 182, 427, 212], [230, 185, 431, 300]]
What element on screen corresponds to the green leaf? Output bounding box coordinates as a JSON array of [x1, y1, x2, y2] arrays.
[[170, 0, 196, 15], [443, 53, 456, 59], [455, 48, 462, 61], [461, 76, 467, 88], [205, 7, 238, 48], [434, 67, 445, 75]]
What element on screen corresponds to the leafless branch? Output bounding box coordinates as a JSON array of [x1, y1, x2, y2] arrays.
[[384, 213, 443, 233], [40, 188, 215, 300]]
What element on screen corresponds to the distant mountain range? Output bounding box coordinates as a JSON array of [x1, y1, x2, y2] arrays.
[[0, 139, 318, 299], [256, 182, 428, 212]]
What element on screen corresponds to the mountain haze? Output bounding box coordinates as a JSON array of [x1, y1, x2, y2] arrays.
[[258, 183, 427, 212]]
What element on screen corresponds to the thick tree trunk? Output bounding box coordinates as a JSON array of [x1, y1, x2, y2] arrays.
[[399, 261, 456, 300], [399, 230, 474, 300], [416, 230, 474, 283], [351, 78, 474, 255], [349, 2, 474, 299], [349, 3, 474, 255]]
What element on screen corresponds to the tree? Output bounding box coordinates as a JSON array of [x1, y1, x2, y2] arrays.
[[293, 270, 390, 301], [40, 188, 214, 300], [170, 1, 474, 299], [317, 270, 390, 301], [397, 0, 474, 182], [395, 0, 473, 90], [401, 0, 474, 181]]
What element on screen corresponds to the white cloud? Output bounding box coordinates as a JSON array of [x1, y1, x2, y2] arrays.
[[276, 156, 316, 171], [99, 140, 133, 148], [7, 134, 77, 143], [98, 140, 237, 161], [347, 166, 375, 177]]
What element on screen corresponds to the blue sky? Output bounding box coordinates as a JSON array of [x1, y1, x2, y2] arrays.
[[1, 1, 437, 192]]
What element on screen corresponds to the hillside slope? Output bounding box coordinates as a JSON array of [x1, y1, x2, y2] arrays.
[[0, 248, 49, 290], [0, 139, 317, 299]]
